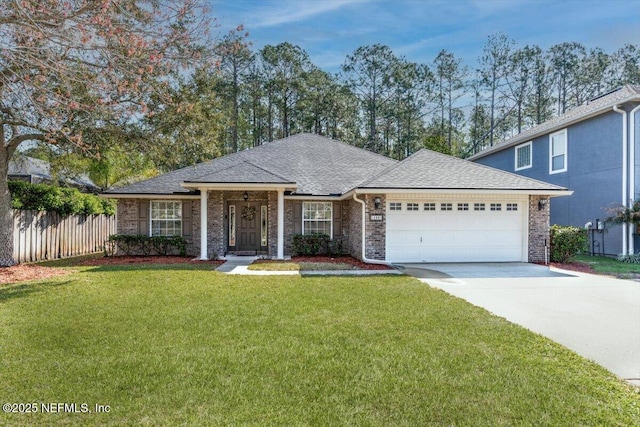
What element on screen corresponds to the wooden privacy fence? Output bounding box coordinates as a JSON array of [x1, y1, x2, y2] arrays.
[[12, 210, 116, 263]]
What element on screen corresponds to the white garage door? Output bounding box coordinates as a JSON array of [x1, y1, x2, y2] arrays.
[[386, 197, 527, 263]]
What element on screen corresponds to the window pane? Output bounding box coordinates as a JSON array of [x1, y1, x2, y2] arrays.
[[552, 154, 565, 171], [517, 145, 531, 168]]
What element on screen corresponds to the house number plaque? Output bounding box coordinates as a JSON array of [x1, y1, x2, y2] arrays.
[[370, 214, 383, 221]]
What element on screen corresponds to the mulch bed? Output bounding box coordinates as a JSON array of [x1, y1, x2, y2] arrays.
[[547, 261, 597, 274], [0, 265, 72, 285], [253, 256, 392, 270], [74, 256, 225, 267], [1, 256, 224, 286]]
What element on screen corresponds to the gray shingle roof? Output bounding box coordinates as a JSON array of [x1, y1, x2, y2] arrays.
[[185, 161, 293, 184], [470, 85, 640, 160], [106, 133, 397, 195], [360, 149, 568, 191]]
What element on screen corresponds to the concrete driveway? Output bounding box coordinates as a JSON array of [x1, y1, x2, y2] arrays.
[[395, 263, 640, 385]]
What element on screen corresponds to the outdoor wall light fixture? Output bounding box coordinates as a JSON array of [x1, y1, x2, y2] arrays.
[[243, 191, 249, 201], [538, 199, 547, 211], [374, 197, 381, 209]]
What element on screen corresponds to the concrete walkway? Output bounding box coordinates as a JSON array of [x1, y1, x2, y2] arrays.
[[215, 256, 298, 275], [216, 256, 402, 276], [399, 263, 640, 386]]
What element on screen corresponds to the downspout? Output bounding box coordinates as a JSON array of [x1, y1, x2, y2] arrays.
[[613, 105, 628, 255], [352, 193, 389, 265], [630, 104, 640, 254]]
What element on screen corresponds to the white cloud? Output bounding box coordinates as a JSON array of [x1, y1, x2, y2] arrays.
[[249, 0, 371, 28]]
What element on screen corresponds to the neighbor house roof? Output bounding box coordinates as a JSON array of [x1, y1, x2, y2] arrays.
[[105, 133, 397, 196], [359, 149, 568, 192], [9, 155, 98, 189], [470, 84, 640, 161]]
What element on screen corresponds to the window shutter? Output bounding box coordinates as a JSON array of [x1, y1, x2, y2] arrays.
[[293, 202, 302, 235], [333, 202, 342, 238], [138, 200, 149, 236], [182, 201, 192, 237]]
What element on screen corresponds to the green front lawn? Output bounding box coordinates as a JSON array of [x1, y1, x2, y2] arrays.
[[1, 264, 638, 426], [575, 254, 640, 276]]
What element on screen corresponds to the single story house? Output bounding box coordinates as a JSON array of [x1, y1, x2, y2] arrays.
[[471, 85, 640, 256], [104, 133, 570, 263]]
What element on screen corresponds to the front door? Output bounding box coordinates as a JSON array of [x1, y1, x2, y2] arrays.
[[237, 203, 260, 252]]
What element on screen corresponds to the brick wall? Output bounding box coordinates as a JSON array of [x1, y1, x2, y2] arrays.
[[116, 198, 199, 257], [528, 195, 550, 263], [116, 199, 139, 235], [363, 194, 386, 260]]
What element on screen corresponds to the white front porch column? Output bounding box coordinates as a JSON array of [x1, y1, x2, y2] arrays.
[[277, 188, 285, 259], [199, 188, 208, 260]]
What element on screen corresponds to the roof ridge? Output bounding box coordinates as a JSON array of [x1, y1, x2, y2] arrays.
[[356, 149, 420, 188], [242, 159, 294, 182]]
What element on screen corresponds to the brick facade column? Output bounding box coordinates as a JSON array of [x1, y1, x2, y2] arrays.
[[528, 195, 550, 263]]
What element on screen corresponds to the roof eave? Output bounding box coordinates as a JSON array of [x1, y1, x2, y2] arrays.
[[180, 182, 297, 191], [354, 187, 572, 197], [470, 93, 640, 160]]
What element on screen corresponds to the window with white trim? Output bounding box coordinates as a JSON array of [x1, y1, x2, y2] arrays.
[[390, 202, 402, 211], [302, 202, 332, 237], [407, 203, 419, 211], [441, 203, 452, 211], [506, 203, 518, 211], [515, 141, 532, 171], [550, 129, 567, 173], [151, 201, 182, 236], [474, 203, 485, 211], [457, 203, 469, 211], [490, 203, 502, 211], [424, 203, 436, 211]]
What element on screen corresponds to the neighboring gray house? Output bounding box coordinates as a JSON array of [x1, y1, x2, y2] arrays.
[[471, 85, 640, 256], [9, 155, 99, 191], [104, 133, 569, 263]]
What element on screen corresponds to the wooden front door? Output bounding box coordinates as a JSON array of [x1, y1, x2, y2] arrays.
[[237, 203, 260, 252]]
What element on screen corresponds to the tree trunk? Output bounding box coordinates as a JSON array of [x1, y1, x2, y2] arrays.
[[0, 146, 16, 266]]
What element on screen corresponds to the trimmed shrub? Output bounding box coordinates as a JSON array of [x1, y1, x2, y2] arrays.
[[9, 181, 115, 216], [108, 234, 187, 257], [616, 254, 640, 263], [550, 225, 588, 263], [292, 234, 343, 256]]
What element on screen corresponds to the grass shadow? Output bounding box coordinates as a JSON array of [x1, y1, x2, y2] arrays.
[[80, 263, 221, 273], [0, 280, 73, 303]]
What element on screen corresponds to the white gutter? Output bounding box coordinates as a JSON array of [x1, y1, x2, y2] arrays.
[[630, 104, 640, 254], [613, 105, 629, 255], [352, 193, 390, 265]]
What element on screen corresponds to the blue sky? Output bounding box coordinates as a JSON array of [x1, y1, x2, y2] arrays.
[[210, 0, 639, 73]]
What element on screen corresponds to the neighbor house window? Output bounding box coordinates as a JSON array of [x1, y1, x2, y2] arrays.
[[515, 141, 532, 171], [303, 202, 332, 237], [549, 129, 567, 173], [150, 201, 182, 236]]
